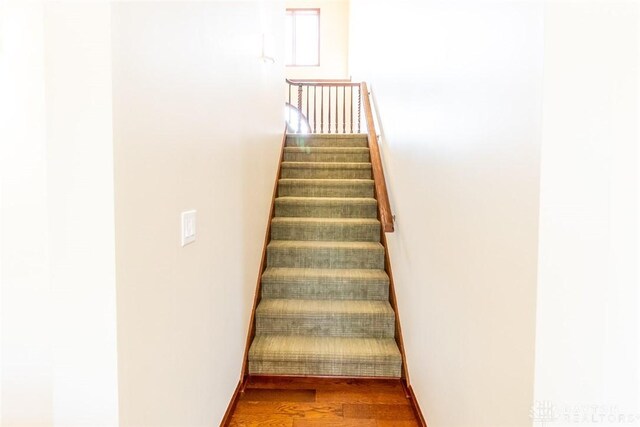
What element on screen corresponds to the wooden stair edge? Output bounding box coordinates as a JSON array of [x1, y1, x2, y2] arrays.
[[239, 126, 287, 378]]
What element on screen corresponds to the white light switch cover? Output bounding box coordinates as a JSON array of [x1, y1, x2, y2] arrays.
[[181, 210, 196, 246]]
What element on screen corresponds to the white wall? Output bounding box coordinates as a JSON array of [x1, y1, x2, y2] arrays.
[[111, 2, 284, 426], [534, 3, 640, 425], [351, 2, 640, 426], [3, 2, 285, 426], [1, 2, 119, 426], [286, 0, 349, 79], [1, 3, 52, 424], [349, 1, 544, 426], [44, 4, 119, 426]]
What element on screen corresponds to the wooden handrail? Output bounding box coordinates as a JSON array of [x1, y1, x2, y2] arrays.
[[286, 78, 359, 87], [287, 78, 352, 83], [360, 82, 394, 232]]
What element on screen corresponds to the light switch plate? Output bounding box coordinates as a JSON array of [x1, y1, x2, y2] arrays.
[[181, 210, 196, 246]]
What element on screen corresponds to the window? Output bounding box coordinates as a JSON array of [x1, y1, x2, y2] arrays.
[[286, 9, 320, 66]]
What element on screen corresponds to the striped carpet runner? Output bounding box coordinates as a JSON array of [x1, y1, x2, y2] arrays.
[[248, 134, 402, 378]]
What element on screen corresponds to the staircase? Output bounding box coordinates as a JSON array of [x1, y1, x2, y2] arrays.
[[247, 134, 402, 378]]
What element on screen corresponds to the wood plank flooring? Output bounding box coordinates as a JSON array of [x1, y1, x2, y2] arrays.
[[226, 377, 421, 427]]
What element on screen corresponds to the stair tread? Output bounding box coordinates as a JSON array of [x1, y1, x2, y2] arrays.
[[263, 267, 389, 283], [272, 217, 379, 225], [261, 268, 389, 301], [268, 240, 383, 250], [284, 147, 369, 153], [279, 178, 374, 185], [249, 335, 401, 362], [282, 162, 372, 169], [274, 197, 379, 217], [257, 299, 394, 316], [276, 196, 377, 204]]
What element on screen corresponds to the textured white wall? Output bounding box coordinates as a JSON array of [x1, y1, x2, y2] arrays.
[[534, 3, 640, 425], [349, 1, 544, 426], [111, 2, 284, 425]]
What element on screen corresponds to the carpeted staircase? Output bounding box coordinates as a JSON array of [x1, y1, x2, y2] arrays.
[[248, 134, 402, 378]]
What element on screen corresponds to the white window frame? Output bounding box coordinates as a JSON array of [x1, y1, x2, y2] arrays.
[[286, 8, 321, 67]]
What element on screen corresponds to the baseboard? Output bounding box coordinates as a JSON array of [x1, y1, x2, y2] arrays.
[[404, 381, 428, 427], [219, 377, 245, 427]]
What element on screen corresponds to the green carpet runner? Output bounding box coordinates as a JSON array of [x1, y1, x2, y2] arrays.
[[248, 134, 402, 378]]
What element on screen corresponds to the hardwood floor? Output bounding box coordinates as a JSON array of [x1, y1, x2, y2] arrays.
[[225, 376, 421, 427]]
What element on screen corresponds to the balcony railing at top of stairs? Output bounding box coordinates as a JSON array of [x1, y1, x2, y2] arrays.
[[286, 78, 364, 135]]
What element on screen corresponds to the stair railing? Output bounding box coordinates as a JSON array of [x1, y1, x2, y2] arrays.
[[286, 78, 362, 134], [285, 78, 394, 232]]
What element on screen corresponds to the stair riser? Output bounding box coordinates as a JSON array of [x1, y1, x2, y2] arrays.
[[267, 246, 384, 269], [271, 222, 380, 242], [278, 182, 374, 198], [281, 168, 372, 179], [284, 152, 370, 162], [286, 137, 368, 148], [256, 314, 395, 338], [248, 360, 401, 377], [275, 201, 378, 219], [261, 282, 389, 301]]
